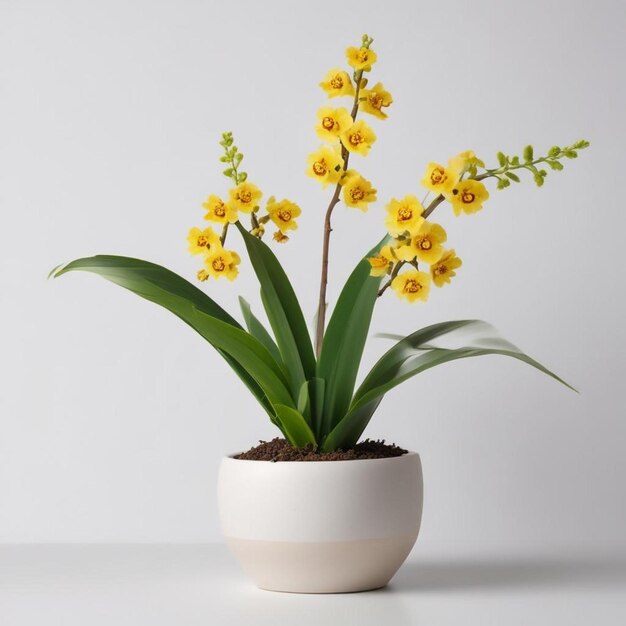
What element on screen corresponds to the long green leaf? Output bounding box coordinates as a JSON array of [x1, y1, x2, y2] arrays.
[[273, 404, 317, 448], [236, 223, 316, 399], [316, 237, 389, 438], [322, 321, 575, 451], [238, 296, 282, 364], [51, 256, 294, 414]]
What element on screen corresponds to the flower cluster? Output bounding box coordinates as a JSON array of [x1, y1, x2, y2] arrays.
[[188, 132, 302, 281], [306, 34, 392, 212], [371, 139, 589, 302]]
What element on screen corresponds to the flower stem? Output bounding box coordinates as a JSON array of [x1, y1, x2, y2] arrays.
[[314, 71, 364, 358]]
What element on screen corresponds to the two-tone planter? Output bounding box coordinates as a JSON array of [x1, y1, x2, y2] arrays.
[[218, 452, 423, 593]]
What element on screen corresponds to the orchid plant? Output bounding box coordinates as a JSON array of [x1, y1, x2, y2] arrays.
[[51, 35, 588, 452]]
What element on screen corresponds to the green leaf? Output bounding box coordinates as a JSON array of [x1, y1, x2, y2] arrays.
[[236, 223, 316, 400], [316, 237, 389, 442], [273, 404, 317, 448], [238, 296, 282, 365], [50, 256, 294, 415], [322, 320, 575, 451], [497, 151, 507, 167]]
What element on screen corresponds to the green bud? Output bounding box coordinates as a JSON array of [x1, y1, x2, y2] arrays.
[[563, 150, 578, 159], [523, 145, 534, 163], [238, 171, 248, 182], [548, 146, 561, 157], [497, 151, 507, 167], [223, 168, 234, 177], [219, 156, 229, 162], [505, 171, 520, 182], [573, 139, 590, 149], [547, 160, 564, 171], [533, 173, 544, 187]]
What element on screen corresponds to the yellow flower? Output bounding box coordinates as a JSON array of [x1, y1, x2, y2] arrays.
[[346, 46, 377, 71], [306, 145, 344, 188], [360, 82, 393, 119], [320, 69, 355, 98], [202, 194, 237, 224], [431, 249, 462, 287], [315, 106, 353, 141], [267, 198, 301, 231], [340, 120, 376, 156], [187, 226, 221, 255], [204, 248, 241, 281], [342, 170, 377, 211], [447, 179, 490, 216], [391, 270, 431, 303], [420, 162, 459, 195], [368, 245, 396, 277], [396, 222, 447, 264], [384, 195, 425, 236], [448, 150, 485, 173], [273, 231, 289, 243], [228, 182, 262, 214], [197, 269, 209, 282]]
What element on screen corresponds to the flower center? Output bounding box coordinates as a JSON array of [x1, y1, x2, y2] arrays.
[[197, 235, 209, 247], [278, 210, 292, 222], [237, 190, 252, 203], [430, 168, 446, 185], [357, 49, 369, 63], [214, 202, 226, 217], [350, 187, 365, 201], [322, 116, 335, 130], [330, 75, 344, 89], [313, 160, 327, 176], [369, 93, 383, 110], [349, 131, 363, 146], [398, 207, 413, 221], [404, 279, 422, 294], [434, 264, 448, 275], [461, 190, 475, 203], [212, 257, 226, 272], [417, 237, 432, 250]]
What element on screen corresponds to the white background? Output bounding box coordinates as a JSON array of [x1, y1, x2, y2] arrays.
[[1, 0, 624, 551]]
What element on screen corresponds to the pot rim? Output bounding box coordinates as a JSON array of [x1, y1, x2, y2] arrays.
[[222, 450, 420, 465]]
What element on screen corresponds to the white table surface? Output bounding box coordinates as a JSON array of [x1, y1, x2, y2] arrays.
[[1, 543, 625, 625]]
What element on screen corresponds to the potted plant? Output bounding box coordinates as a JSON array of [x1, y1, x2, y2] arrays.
[[50, 34, 588, 593]]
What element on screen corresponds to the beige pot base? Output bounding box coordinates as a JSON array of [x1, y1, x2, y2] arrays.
[[225, 535, 417, 594]]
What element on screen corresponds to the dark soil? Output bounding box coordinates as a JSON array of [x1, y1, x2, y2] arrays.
[[234, 438, 408, 462]]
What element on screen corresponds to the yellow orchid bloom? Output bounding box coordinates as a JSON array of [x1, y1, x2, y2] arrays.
[[320, 69, 355, 98], [315, 106, 353, 141], [340, 120, 377, 156], [431, 249, 463, 287], [360, 82, 393, 119], [396, 221, 447, 264], [368, 245, 396, 277], [187, 226, 221, 255], [391, 270, 431, 303], [267, 198, 301, 231], [228, 182, 262, 214], [420, 162, 459, 195], [447, 179, 490, 215], [384, 195, 425, 236], [346, 46, 377, 71], [204, 248, 241, 281], [306, 145, 344, 188], [202, 194, 238, 224], [342, 170, 377, 211]]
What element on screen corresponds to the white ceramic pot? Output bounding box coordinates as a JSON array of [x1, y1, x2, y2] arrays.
[[218, 452, 423, 593]]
